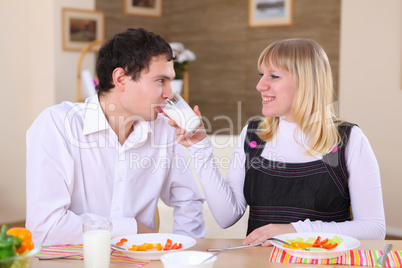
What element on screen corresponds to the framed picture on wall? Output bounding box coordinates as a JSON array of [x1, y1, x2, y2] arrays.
[[248, 0, 293, 27], [124, 0, 163, 17], [62, 8, 105, 51]]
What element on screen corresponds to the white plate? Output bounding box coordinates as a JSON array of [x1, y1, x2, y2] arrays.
[[111, 233, 197, 260], [270, 232, 360, 259]]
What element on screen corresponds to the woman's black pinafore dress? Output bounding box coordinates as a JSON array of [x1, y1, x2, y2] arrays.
[[243, 120, 355, 235]]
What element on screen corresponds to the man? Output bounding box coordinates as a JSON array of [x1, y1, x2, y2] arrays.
[[26, 28, 206, 246]]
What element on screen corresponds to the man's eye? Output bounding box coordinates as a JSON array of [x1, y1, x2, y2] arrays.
[[157, 79, 163, 83]]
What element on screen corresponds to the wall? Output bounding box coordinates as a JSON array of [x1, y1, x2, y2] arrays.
[[96, 0, 341, 134], [0, 0, 94, 225], [0, 0, 33, 224], [0, 0, 56, 224], [1, 0, 401, 237], [54, 0, 97, 103], [339, 0, 402, 236]]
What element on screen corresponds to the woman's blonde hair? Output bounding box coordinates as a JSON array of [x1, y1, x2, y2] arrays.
[[256, 38, 341, 155]]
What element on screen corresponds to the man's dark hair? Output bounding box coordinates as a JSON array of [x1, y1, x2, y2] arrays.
[[95, 28, 174, 93]]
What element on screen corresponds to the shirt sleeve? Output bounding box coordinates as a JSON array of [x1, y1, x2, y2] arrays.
[[158, 141, 206, 238], [26, 108, 138, 246], [292, 126, 386, 240], [187, 127, 249, 229]]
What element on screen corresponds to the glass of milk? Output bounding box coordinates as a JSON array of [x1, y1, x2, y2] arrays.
[[83, 220, 112, 268], [161, 92, 201, 137]]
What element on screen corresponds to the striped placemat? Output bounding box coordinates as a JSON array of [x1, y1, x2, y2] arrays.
[[35, 244, 150, 266], [270, 246, 402, 267]]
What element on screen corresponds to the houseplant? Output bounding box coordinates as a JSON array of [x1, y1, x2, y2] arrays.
[[169, 42, 196, 94]]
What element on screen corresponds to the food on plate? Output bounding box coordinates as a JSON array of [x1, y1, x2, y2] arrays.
[[283, 235, 343, 251], [162, 239, 183, 251], [119, 238, 183, 251], [116, 238, 128, 247], [129, 243, 163, 251]]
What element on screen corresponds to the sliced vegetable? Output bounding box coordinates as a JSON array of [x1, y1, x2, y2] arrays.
[[163, 239, 172, 251], [126, 238, 182, 252], [128, 245, 139, 251], [116, 238, 128, 247], [327, 235, 343, 245], [312, 236, 321, 247], [284, 242, 312, 250], [285, 235, 342, 251], [321, 243, 338, 249], [171, 243, 183, 250], [128, 243, 162, 251], [153, 243, 163, 251]]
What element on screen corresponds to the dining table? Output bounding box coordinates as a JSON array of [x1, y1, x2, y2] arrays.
[[30, 238, 401, 268]]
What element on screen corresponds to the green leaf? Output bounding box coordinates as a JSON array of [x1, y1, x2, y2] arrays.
[[327, 235, 343, 245]]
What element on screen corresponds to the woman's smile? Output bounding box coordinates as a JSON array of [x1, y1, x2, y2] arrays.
[[262, 95, 276, 103]]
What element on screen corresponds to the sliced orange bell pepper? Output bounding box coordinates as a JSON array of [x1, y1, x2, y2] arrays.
[[128, 242, 163, 251], [284, 242, 312, 250], [153, 243, 163, 251], [127, 239, 181, 251], [128, 245, 139, 251]]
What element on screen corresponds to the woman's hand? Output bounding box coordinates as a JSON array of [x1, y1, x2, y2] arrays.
[[166, 105, 207, 147], [243, 224, 296, 247]]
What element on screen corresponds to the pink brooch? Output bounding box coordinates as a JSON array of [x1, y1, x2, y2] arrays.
[[250, 141, 257, 148]]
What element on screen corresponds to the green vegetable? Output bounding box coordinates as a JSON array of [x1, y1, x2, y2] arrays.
[[12, 238, 22, 252], [286, 237, 316, 244], [285, 235, 343, 251], [286, 236, 343, 245], [0, 225, 17, 268], [327, 235, 343, 245], [304, 247, 328, 251]]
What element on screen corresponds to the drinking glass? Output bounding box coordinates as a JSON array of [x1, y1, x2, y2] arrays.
[[83, 220, 112, 268], [161, 92, 201, 137]]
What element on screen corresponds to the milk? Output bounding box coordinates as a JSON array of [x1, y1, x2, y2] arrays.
[[83, 229, 111, 268], [162, 94, 201, 136]]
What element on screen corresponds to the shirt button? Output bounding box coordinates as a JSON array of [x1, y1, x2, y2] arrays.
[[115, 207, 120, 211], [119, 177, 124, 182]]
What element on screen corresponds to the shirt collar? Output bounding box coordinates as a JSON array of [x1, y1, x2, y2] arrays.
[[82, 94, 154, 144], [124, 120, 153, 148], [82, 94, 110, 135]]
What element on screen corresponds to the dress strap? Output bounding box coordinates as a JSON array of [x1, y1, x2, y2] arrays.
[[244, 120, 266, 171], [323, 121, 357, 199]]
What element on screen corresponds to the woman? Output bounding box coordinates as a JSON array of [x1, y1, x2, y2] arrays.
[[171, 38, 385, 245]]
